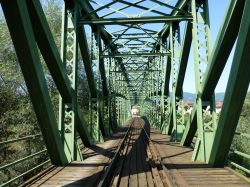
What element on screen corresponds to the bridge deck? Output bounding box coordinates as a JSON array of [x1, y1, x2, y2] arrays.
[[24, 118, 250, 187], [23, 125, 129, 187], [150, 128, 250, 186]]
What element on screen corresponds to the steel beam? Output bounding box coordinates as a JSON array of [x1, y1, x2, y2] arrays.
[[84, 0, 121, 19], [78, 0, 130, 83], [209, 0, 250, 166], [76, 106, 92, 147], [113, 35, 153, 39], [101, 0, 144, 18], [111, 70, 160, 73], [95, 31, 107, 138], [79, 15, 193, 25], [180, 105, 197, 146], [181, 0, 246, 149], [101, 52, 170, 58], [150, 0, 189, 15], [26, 0, 72, 103], [169, 24, 185, 141], [95, 35, 109, 97], [78, 26, 97, 98], [163, 54, 171, 96], [159, 0, 189, 40], [59, 4, 83, 161], [201, 0, 246, 100], [175, 22, 192, 97], [189, 0, 215, 162], [113, 32, 156, 36], [28, 0, 92, 149], [118, 0, 169, 16]]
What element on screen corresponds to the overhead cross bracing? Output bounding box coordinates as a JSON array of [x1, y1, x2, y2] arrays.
[[79, 0, 191, 104], [1, 0, 250, 186]]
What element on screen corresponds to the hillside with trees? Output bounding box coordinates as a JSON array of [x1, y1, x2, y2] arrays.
[[228, 92, 250, 176], [0, 1, 89, 185]]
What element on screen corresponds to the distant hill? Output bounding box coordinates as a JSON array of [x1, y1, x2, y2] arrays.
[[183, 92, 196, 102], [215, 92, 225, 101], [182, 92, 225, 102]]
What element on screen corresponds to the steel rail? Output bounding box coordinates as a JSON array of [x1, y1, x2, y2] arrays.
[[0, 160, 50, 187], [0, 149, 48, 171], [97, 119, 134, 187], [0, 134, 42, 145], [138, 120, 176, 187], [228, 161, 250, 175]]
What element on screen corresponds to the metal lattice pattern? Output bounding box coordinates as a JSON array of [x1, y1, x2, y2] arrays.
[[1, 2, 250, 186]]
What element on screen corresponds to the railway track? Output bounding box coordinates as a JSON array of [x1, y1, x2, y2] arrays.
[[98, 117, 175, 187]]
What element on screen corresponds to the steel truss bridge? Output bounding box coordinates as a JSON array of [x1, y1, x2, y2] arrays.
[[0, 0, 250, 186]]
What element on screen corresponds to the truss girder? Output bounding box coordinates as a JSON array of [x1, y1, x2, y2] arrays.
[[2, 0, 249, 170], [180, 0, 247, 163], [201, 0, 246, 100], [208, 0, 250, 166]]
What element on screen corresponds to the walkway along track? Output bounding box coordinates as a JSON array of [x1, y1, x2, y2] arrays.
[[98, 117, 175, 187], [20, 117, 250, 186]]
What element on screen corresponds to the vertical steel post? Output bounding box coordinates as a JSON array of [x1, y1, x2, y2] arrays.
[[191, 0, 215, 162], [169, 24, 178, 141], [59, 3, 82, 161], [95, 30, 104, 142]]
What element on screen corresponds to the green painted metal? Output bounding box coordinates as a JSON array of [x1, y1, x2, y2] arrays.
[[0, 160, 50, 187], [150, 0, 189, 14], [175, 22, 192, 97], [159, 0, 189, 40], [0, 134, 42, 145], [0, 149, 47, 171], [1, 0, 68, 165], [180, 103, 197, 145], [79, 15, 193, 25], [101, 53, 170, 58], [100, 0, 144, 18], [189, 0, 216, 162], [201, 0, 246, 100], [180, 0, 247, 159], [78, 26, 97, 98], [26, 0, 72, 103], [111, 0, 169, 16], [2, 0, 250, 179], [96, 30, 106, 141], [59, 3, 82, 161], [88, 31, 104, 142], [228, 161, 250, 175], [208, 0, 250, 166], [169, 24, 185, 141], [31, 0, 92, 149], [79, 0, 130, 84], [181, 2, 244, 164]]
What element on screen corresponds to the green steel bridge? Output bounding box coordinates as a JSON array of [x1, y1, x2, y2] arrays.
[[0, 0, 250, 186]]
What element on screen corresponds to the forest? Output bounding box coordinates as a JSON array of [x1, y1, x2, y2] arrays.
[[0, 0, 249, 185], [0, 1, 89, 185]]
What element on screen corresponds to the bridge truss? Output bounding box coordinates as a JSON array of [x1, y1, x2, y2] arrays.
[[0, 0, 250, 185]]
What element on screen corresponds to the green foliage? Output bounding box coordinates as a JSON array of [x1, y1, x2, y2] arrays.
[[0, 0, 61, 185], [228, 92, 250, 177], [0, 0, 91, 185]]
